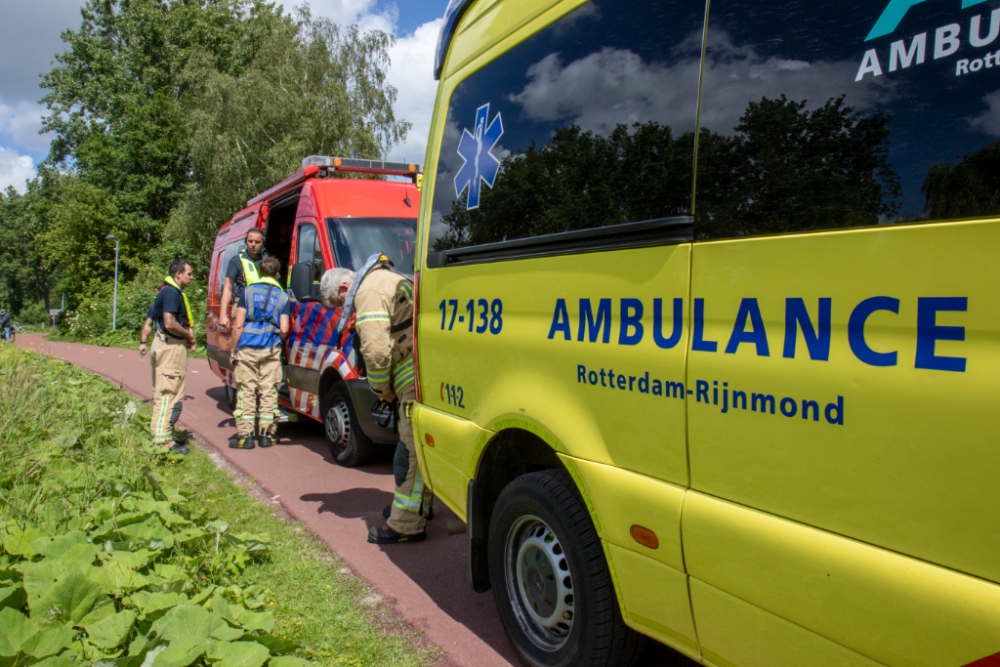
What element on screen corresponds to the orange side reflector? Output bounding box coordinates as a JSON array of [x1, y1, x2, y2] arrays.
[[408, 163, 417, 173], [630, 525, 659, 550], [424, 434, 435, 448], [333, 157, 342, 167]]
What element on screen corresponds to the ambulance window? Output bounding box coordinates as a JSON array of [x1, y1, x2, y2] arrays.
[[296, 224, 323, 282], [429, 0, 706, 253], [695, 0, 1000, 239]]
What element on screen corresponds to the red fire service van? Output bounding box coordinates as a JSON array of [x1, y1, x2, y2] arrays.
[[206, 156, 421, 466]]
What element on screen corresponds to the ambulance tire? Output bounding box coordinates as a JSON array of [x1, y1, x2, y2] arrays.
[[489, 469, 645, 667], [322, 382, 374, 467]]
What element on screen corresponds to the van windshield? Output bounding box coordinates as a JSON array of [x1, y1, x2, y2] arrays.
[[326, 217, 417, 276]]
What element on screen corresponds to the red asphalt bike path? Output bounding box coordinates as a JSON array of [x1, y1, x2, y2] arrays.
[[17, 334, 691, 667]]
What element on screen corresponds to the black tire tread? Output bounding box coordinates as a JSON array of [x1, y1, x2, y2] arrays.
[[490, 469, 645, 667]]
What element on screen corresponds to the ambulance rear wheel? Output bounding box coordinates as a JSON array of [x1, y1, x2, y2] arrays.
[[322, 382, 374, 467], [488, 469, 644, 667]]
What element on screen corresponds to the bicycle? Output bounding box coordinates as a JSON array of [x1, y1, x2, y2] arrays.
[[0, 321, 23, 343]]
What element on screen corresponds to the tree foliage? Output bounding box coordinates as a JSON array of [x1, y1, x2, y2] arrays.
[[0, 0, 407, 328], [435, 95, 900, 250], [0, 183, 57, 313], [922, 139, 1000, 220], [40, 0, 260, 225], [168, 8, 409, 254], [696, 95, 900, 239]]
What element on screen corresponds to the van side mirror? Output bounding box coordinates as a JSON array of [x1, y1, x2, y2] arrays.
[[290, 262, 321, 302]]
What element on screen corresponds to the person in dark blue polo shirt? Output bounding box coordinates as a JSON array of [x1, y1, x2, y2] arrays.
[[149, 259, 196, 454]]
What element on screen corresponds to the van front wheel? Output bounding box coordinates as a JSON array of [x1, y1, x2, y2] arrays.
[[488, 470, 644, 667], [321, 381, 374, 467]]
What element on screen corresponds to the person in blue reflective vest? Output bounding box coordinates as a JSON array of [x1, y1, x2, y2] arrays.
[[228, 256, 290, 449]]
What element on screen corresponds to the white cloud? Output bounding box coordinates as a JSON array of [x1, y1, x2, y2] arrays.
[[384, 17, 442, 165], [0, 99, 49, 153], [291, 0, 395, 34], [0, 0, 85, 103], [970, 88, 1000, 136], [0, 146, 35, 193], [511, 30, 895, 139]]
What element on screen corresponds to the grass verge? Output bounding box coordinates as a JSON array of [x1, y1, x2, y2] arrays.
[[0, 345, 436, 667]]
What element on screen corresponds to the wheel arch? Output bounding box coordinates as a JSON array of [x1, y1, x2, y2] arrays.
[[318, 366, 345, 402], [467, 427, 567, 592]]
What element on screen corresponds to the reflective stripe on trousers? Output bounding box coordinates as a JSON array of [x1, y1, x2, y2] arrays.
[[393, 359, 415, 389], [149, 333, 187, 446], [385, 383, 431, 535]]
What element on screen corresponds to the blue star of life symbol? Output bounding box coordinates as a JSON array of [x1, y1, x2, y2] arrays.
[[454, 103, 503, 210]]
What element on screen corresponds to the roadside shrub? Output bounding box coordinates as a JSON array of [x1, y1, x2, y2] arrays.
[[16, 302, 50, 325], [61, 277, 207, 348], [66, 291, 114, 337]]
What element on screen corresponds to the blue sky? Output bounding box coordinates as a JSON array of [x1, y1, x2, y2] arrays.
[[0, 0, 446, 191], [389, 0, 445, 35]]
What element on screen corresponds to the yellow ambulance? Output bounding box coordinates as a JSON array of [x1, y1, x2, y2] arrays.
[[410, 0, 1000, 665]]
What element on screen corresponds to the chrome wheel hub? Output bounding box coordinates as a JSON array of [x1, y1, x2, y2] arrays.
[[325, 399, 351, 448], [504, 515, 574, 651]]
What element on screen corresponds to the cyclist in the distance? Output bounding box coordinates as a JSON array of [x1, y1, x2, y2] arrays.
[[0, 309, 11, 342]]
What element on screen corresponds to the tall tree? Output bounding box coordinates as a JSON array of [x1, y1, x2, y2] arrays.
[[40, 0, 265, 224], [696, 95, 900, 239], [37, 0, 408, 303], [168, 8, 409, 255], [922, 140, 1000, 219], [0, 182, 58, 312]]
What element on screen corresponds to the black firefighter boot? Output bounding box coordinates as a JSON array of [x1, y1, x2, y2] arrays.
[[229, 434, 255, 449], [367, 524, 426, 544]]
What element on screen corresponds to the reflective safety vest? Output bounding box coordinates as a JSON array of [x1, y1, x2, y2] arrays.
[[240, 276, 286, 346], [238, 249, 263, 286]]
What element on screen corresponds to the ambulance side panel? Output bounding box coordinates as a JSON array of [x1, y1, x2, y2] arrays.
[[414, 245, 698, 650], [417, 0, 1000, 664], [680, 0, 1000, 661], [414, 0, 702, 652], [687, 222, 1000, 583]]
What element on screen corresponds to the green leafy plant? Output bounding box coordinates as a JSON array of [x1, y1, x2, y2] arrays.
[[0, 347, 304, 667]]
